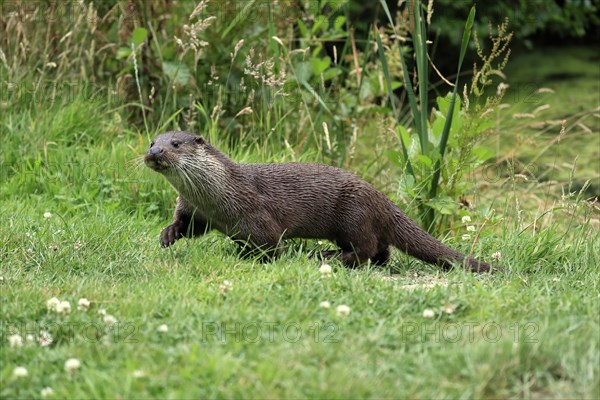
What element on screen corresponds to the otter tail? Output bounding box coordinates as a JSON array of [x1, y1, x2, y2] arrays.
[[391, 209, 495, 273]]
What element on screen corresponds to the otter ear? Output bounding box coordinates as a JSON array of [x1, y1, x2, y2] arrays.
[[195, 137, 205, 145]]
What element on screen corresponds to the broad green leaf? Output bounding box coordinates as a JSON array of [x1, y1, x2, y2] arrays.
[[116, 47, 131, 59], [408, 132, 421, 159], [359, 80, 372, 100], [437, 93, 462, 116], [432, 114, 444, 141], [334, 16, 346, 31], [321, 67, 342, 81], [297, 19, 308, 38], [294, 61, 313, 82], [312, 15, 329, 34], [416, 154, 433, 168], [385, 150, 403, 167], [398, 174, 416, 197], [162, 61, 191, 86], [433, 94, 462, 139], [132, 27, 148, 46], [310, 57, 331, 75], [425, 196, 457, 215]]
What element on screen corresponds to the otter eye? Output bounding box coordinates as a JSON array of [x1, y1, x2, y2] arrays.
[[150, 141, 155, 148], [171, 140, 181, 148]]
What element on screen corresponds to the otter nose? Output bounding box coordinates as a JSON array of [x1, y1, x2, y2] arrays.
[[149, 146, 163, 155]]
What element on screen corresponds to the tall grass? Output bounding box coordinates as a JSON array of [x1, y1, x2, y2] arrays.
[[376, 1, 476, 231]]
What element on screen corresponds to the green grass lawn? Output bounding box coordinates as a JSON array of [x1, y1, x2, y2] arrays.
[[2, 48, 599, 398], [1, 201, 598, 398]]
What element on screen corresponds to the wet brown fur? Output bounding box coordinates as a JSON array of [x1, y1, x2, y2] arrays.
[[145, 131, 497, 272]]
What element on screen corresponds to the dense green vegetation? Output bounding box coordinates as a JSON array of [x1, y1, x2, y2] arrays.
[[1, 1, 598, 398]]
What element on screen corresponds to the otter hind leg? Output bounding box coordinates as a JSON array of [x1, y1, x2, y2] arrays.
[[371, 246, 391, 266], [319, 246, 387, 267], [337, 237, 378, 268], [316, 241, 387, 267]]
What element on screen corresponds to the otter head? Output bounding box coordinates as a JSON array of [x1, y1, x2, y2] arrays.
[[144, 131, 205, 174], [145, 131, 229, 202]]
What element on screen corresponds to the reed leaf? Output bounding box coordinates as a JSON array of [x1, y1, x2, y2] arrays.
[[412, 0, 429, 154], [379, 0, 422, 137], [375, 31, 414, 175], [429, 6, 476, 199]]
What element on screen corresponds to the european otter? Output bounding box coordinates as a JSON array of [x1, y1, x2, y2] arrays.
[[145, 131, 497, 272]]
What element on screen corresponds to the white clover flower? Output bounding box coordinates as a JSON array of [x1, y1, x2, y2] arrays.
[[39, 330, 53, 347], [492, 251, 502, 261], [461, 215, 471, 223], [13, 366, 28, 378], [43, 212, 53, 219], [47, 297, 61, 312], [157, 324, 169, 333], [8, 334, 23, 348], [219, 280, 233, 293], [64, 358, 81, 373], [466, 225, 476, 232], [319, 264, 332, 277], [25, 334, 35, 344], [441, 303, 456, 314], [461, 234, 471, 241], [77, 298, 91, 311], [56, 301, 71, 314], [336, 304, 351, 316], [103, 315, 117, 326], [319, 301, 331, 309], [40, 387, 55, 398], [97, 308, 107, 316], [132, 369, 146, 378], [422, 308, 435, 318], [552, 277, 560, 282]]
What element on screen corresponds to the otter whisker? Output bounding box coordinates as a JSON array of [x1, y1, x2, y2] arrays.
[[128, 154, 146, 170], [124, 156, 149, 183], [179, 165, 203, 201]]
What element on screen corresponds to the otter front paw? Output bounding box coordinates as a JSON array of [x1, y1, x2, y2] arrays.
[[160, 223, 183, 248]]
